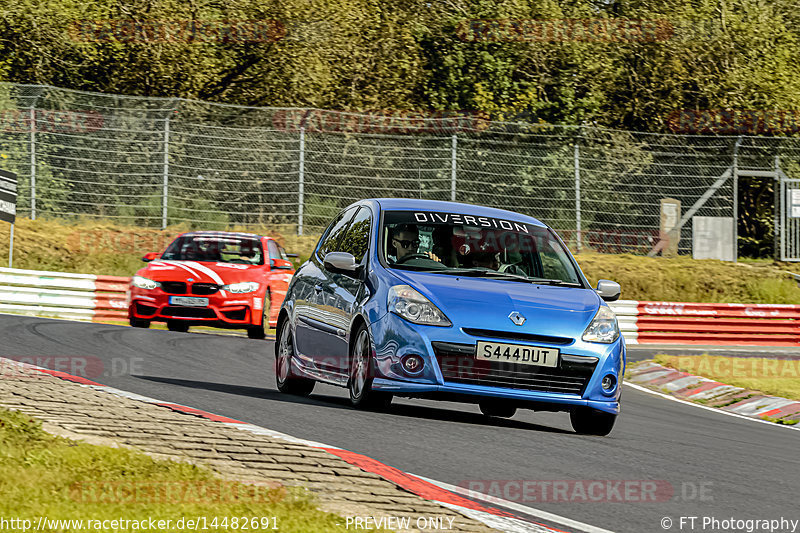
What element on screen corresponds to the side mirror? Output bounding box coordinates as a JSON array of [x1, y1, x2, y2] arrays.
[[596, 279, 621, 302], [324, 252, 358, 275], [270, 258, 294, 270], [142, 252, 160, 262]]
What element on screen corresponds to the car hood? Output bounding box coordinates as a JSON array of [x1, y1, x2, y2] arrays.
[[389, 270, 601, 340], [137, 260, 261, 286]]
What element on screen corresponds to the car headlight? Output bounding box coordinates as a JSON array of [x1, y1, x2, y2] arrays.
[[132, 276, 159, 290], [582, 306, 620, 344], [222, 281, 259, 293], [388, 285, 451, 327]]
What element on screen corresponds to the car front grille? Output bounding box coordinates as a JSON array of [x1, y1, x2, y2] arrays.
[[462, 328, 573, 346], [191, 283, 219, 295], [134, 302, 157, 316], [221, 308, 247, 321], [162, 307, 216, 318], [432, 342, 596, 395], [160, 281, 187, 294]]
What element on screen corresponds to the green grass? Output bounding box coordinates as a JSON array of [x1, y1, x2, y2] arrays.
[[575, 252, 800, 303], [654, 354, 800, 401], [0, 408, 380, 532], [0, 217, 798, 303]]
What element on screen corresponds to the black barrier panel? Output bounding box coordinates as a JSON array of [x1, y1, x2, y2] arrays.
[[0, 169, 17, 224]]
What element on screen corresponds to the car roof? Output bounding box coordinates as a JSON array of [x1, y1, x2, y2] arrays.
[[181, 231, 265, 239], [371, 198, 548, 227]]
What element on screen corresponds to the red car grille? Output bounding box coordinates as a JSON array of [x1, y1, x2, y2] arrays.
[[191, 283, 219, 295], [160, 281, 187, 294], [162, 307, 216, 318]]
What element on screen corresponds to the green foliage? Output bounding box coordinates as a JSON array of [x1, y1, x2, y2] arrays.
[[3, 0, 800, 255]]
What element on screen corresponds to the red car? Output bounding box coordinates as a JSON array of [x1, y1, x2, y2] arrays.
[[128, 231, 295, 338]]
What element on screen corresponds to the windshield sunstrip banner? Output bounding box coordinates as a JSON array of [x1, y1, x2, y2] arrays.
[[409, 212, 533, 233]]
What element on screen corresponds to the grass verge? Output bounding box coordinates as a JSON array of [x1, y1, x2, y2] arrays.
[[653, 354, 800, 401], [0, 407, 380, 532]]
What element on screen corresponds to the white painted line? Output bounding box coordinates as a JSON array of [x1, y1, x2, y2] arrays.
[[623, 382, 800, 432], [437, 502, 562, 533], [224, 422, 341, 450], [412, 474, 615, 533]]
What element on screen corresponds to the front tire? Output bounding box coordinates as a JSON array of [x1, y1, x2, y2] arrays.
[[348, 326, 392, 410], [570, 407, 617, 436], [129, 316, 150, 328], [275, 318, 315, 396], [479, 400, 517, 418], [167, 320, 189, 333]]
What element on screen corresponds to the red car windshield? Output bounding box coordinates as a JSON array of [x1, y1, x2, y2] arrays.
[[160, 236, 264, 265]]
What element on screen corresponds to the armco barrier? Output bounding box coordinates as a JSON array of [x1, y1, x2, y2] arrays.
[[0, 267, 796, 346], [610, 300, 800, 346], [0, 267, 128, 322]]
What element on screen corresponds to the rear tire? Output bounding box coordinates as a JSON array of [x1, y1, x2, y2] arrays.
[[479, 400, 517, 418], [167, 320, 189, 333], [275, 318, 315, 396], [129, 317, 150, 328], [247, 292, 271, 339], [348, 325, 392, 410], [570, 407, 617, 436]]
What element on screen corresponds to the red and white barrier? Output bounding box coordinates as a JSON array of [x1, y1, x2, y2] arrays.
[[611, 300, 800, 346], [0, 267, 796, 346], [0, 267, 128, 322]]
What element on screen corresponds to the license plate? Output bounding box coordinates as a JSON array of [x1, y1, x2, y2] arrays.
[[476, 341, 559, 368], [169, 296, 209, 307]]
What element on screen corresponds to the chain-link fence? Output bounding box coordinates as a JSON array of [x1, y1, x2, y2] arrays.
[[2, 83, 799, 255]]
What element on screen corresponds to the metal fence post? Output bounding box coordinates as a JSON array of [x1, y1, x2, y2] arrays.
[[774, 154, 781, 261], [8, 223, 13, 268], [733, 136, 742, 262], [161, 115, 170, 230], [450, 134, 457, 202], [298, 127, 305, 236], [29, 107, 36, 220], [574, 134, 581, 253]]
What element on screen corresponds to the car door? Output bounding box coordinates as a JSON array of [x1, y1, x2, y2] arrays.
[[315, 205, 373, 374], [293, 207, 358, 369]]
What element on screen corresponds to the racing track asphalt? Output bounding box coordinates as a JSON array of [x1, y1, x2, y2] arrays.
[[2, 315, 798, 533]]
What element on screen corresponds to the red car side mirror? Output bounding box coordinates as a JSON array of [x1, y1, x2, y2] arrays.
[[270, 258, 294, 270], [142, 252, 160, 262]]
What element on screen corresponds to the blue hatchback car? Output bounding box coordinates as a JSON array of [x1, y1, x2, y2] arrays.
[[276, 199, 625, 435]]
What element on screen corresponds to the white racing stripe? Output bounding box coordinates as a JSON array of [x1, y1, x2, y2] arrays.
[[623, 382, 800, 432], [412, 474, 615, 533], [162, 261, 201, 278]]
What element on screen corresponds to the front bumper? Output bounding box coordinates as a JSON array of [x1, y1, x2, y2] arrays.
[[129, 288, 259, 326], [368, 312, 625, 415]]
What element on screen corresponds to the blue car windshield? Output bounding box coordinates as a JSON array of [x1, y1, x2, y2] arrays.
[[381, 210, 583, 286]]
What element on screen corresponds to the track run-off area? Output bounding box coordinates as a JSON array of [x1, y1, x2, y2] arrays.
[[1, 315, 798, 533]]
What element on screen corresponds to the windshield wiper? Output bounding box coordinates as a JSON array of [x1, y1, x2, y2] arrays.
[[391, 265, 583, 286], [437, 268, 582, 285], [431, 268, 536, 283], [527, 277, 583, 287], [389, 264, 447, 272]]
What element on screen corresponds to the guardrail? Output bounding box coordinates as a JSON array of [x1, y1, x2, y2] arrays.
[[610, 300, 800, 346], [0, 267, 796, 346], [0, 267, 128, 322]]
